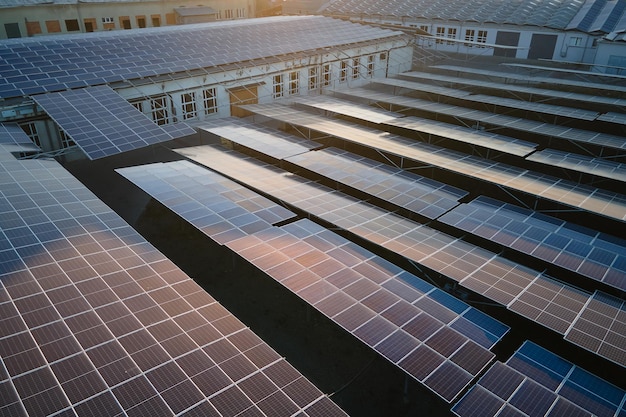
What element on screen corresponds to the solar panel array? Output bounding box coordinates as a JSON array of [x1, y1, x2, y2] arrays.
[[453, 341, 626, 417], [116, 160, 297, 245], [0, 15, 403, 99], [285, 147, 468, 219], [373, 78, 602, 122], [292, 95, 402, 124], [439, 196, 626, 292], [175, 144, 626, 368], [0, 123, 37, 147], [565, 291, 626, 368], [32, 86, 195, 160], [320, 0, 583, 29], [333, 87, 626, 151], [430, 64, 626, 95], [0, 139, 348, 416], [196, 117, 321, 160], [400, 70, 626, 107], [243, 103, 626, 222], [224, 218, 505, 403], [527, 148, 626, 183]]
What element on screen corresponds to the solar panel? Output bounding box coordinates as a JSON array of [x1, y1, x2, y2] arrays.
[[116, 160, 296, 244], [439, 196, 626, 292], [527, 148, 626, 182], [401, 70, 626, 107], [384, 116, 538, 157], [430, 64, 626, 95], [175, 144, 614, 356], [333, 87, 626, 151], [195, 117, 321, 160], [243, 103, 626, 222], [372, 78, 601, 122], [0, 141, 348, 417], [292, 95, 402, 124], [224, 218, 503, 402], [0, 124, 37, 147], [31, 86, 189, 160], [285, 147, 468, 219], [565, 291, 626, 368], [0, 16, 404, 99], [452, 338, 626, 417]]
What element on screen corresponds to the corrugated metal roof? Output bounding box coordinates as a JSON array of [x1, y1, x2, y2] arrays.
[[321, 0, 626, 34]]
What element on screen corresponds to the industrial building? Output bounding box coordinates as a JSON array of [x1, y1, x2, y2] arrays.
[[0, 5, 625, 417]]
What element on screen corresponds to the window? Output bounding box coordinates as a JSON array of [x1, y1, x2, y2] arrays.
[[65, 19, 80, 32], [224, 9, 233, 19], [477, 30, 487, 47], [26, 21, 42, 36], [308, 67, 319, 91], [181, 92, 197, 120], [273, 74, 283, 98], [339, 61, 348, 82], [203, 88, 217, 115], [289, 71, 299, 95], [435, 26, 445, 44], [352, 57, 360, 79], [137, 17, 146, 28], [367, 55, 375, 77], [58, 129, 75, 148], [20, 122, 40, 147], [322, 64, 331, 87], [237, 8, 245, 18], [150, 96, 170, 125], [131, 102, 143, 113], [447, 27, 457, 45], [379, 52, 387, 61], [570, 36, 583, 46], [419, 25, 429, 33], [152, 16, 161, 27], [120, 17, 131, 29], [46, 20, 61, 33], [465, 29, 475, 46], [102, 17, 114, 23]]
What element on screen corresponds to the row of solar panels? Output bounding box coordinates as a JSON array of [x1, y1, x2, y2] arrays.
[[188, 117, 625, 371], [0, 126, 350, 416], [113, 136, 626, 416]]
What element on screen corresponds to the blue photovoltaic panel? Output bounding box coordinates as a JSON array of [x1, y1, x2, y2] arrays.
[[242, 103, 626, 222], [224, 218, 501, 402], [527, 148, 626, 182], [565, 291, 626, 368], [0, 15, 403, 99], [293, 95, 403, 124], [439, 196, 626, 292], [508, 341, 626, 416], [116, 160, 296, 245], [334, 86, 626, 151], [175, 145, 609, 356], [400, 70, 626, 108], [285, 147, 468, 220], [453, 340, 625, 417], [196, 117, 321, 160], [0, 142, 348, 417], [31, 86, 188, 160], [0, 123, 37, 147]]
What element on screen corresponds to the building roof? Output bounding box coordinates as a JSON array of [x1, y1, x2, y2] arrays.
[[0, 15, 406, 100], [320, 0, 626, 34]]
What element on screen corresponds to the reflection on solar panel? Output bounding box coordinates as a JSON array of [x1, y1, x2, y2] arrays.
[[504, 63, 626, 81], [565, 291, 626, 368], [0, 141, 347, 416], [116, 160, 296, 244], [0, 124, 37, 147], [372, 78, 601, 121], [175, 145, 609, 349], [334, 87, 626, 151], [431, 64, 626, 95], [243, 103, 626, 222], [225, 218, 505, 402], [0, 15, 403, 99], [439, 196, 626, 292], [454, 341, 626, 417], [401, 71, 626, 107], [597, 111, 626, 125], [32, 86, 188, 160], [385, 116, 538, 157], [196, 117, 321, 159], [527, 148, 626, 182], [285, 147, 467, 219], [293, 95, 402, 124]]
